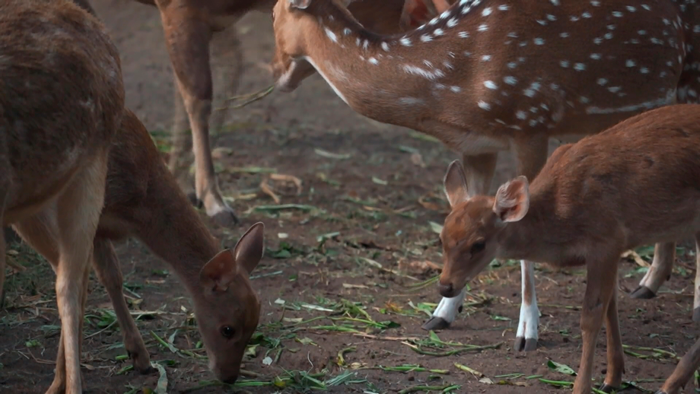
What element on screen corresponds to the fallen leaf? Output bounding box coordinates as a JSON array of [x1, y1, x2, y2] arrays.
[[270, 173, 303, 195], [621, 250, 650, 267], [343, 283, 369, 289], [211, 147, 233, 160], [315, 148, 351, 160], [410, 152, 426, 167], [260, 179, 281, 204]]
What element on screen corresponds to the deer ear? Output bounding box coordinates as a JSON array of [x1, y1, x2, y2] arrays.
[[401, 0, 436, 29], [493, 176, 530, 223], [443, 160, 470, 207], [432, 0, 452, 13], [232, 222, 265, 276], [199, 223, 265, 291], [199, 249, 238, 292], [289, 0, 312, 9]]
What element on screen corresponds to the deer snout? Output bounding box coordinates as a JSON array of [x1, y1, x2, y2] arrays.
[[438, 281, 456, 298]]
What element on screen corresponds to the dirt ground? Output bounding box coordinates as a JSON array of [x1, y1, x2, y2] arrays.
[[1, 1, 699, 393]]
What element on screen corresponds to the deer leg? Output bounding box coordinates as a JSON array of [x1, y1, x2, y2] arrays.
[[46, 267, 88, 394], [510, 135, 548, 352], [599, 279, 624, 392], [92, 238, 153, 373], [515, 260, 539, 351], [655, 338, 700, 394], [50, 157, 107, 393], [11, 213, 65, 393], [656, 236, 700, 394], [574, 255, 619, 394], [208, 25, 243, 139], [631, 242, 675, 299], [159, 9, 238, 227], [422, 152, 497, 331]]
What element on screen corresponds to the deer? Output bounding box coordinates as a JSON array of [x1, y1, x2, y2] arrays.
[[269, 0, 700, 351], [1, 1, 265, 392], [436, 103, 700, 394], [68, 0, 453, 229], [78, 108, 264, 387], [1, 0, 124, 392]]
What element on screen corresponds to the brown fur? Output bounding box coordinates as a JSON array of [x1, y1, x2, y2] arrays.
[[76, 0, 442, 228], [438, 104, 700, 394], [91, 108, 265, 384], [0, 0, 123, 392]]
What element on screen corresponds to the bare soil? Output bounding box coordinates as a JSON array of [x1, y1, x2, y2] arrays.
[[1, 1, 698, 393]]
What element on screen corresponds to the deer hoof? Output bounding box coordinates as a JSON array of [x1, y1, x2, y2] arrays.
[[211, 208, 239, 227], [187, 192, 203, 209], [630, 285, 656, 299], [128, 351, 155, 374], [599, 383, 621, 393], [693, 307, 700, 323], [514, 336, 538, 352], [422, 316, 451, 331]]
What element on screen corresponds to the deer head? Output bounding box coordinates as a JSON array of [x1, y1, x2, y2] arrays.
[[438, 161, 530, 298], [194, 222, 265, 384]]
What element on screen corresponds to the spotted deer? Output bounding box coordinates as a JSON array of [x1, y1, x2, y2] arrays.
[[72, 0, 450, 228], [269, 0, 700, 350], [1, 0, 123, 392], [1, 1, 265, 391], [437, 104, 700, 394]]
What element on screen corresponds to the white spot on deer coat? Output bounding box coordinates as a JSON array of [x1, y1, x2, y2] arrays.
[[325, 28, 338, 43], [484, 80, 498, 89]]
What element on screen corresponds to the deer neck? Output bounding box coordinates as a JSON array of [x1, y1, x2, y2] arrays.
[[136, 171, 220, 295], [496, 188, 577, 265], [295, 2, 475, 126]]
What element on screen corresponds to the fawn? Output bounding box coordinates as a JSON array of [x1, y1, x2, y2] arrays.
[[269, 0, 700, 350], [437, 104, 700, 394], [83, 108, 265, 386], [1, 1, 264, 391], [72, 0, 451, 228]]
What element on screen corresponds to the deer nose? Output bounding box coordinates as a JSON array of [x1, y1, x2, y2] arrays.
[[438, 281, 455, 297]]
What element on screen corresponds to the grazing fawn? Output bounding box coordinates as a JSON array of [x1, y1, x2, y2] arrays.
[[437, 104, 700, 394], [269, 0, 700, 350], [1, 0, 123, 392], [83, 108, 265, 385], [75, 0, 448, 227]]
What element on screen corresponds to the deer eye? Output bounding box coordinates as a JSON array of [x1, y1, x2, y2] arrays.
[[220, 325, 235, 339], [470, 241, 486, 254]]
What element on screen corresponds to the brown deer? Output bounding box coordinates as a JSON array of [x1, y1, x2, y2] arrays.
[[81, 108, 265, 385], [269, 0, 699, 350], [436, 103, 700, 394], [72, 0, 452, 228], [1, 0, 123, 392], [1, 1, 265, 391]]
